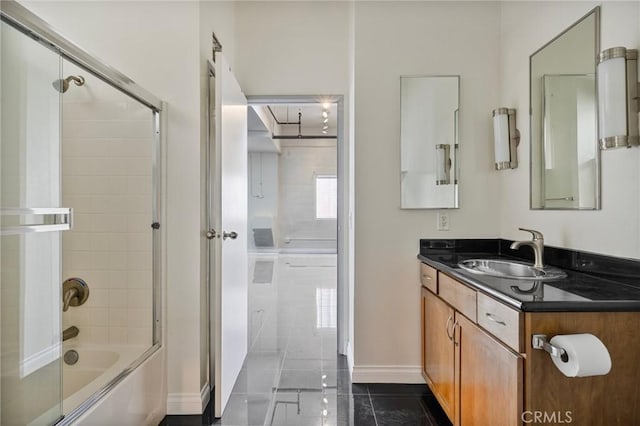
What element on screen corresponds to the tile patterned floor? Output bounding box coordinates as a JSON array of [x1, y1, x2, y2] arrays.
[[160, 254, 451, 426]]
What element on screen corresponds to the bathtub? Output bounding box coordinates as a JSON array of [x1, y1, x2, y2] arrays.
[[62, 343, 150, 415]]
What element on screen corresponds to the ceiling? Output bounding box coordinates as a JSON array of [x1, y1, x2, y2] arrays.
[[254, 102, 338, 137]]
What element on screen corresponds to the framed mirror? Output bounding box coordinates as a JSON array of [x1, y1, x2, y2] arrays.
[[530, 7, 600, 210], [400, 76, 460, 209]]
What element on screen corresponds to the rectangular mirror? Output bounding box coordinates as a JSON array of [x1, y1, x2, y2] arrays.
[[400, 76, 459, 209], [530, 7, 600, 210]]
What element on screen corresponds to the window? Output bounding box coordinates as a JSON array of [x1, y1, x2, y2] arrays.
[[316, 288, 337, 329], [315, 175, 337, 219]]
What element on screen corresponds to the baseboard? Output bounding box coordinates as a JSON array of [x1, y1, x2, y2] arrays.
[[346, 341, 354, 377], [201, 383, 210, 412], [166, 383, 210, 415], [351, 365, 425, 384]]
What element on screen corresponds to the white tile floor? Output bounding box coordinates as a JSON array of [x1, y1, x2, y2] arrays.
[[216, 254, 341, 425]]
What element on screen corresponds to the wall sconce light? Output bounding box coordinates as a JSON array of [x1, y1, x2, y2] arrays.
[[597, 47, 639, 150], [435, 144, 451, 185], [492, 108, 520, 170]]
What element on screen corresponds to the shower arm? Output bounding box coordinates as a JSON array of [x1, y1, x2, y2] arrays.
[[67, 75, 85, 86]]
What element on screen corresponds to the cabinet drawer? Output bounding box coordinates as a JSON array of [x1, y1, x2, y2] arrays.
[[420, 263, 438, 293], [477, 293, 522, 352], [438, 272, 477, 322]]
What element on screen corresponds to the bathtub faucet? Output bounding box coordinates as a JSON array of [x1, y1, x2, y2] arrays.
[[63, 326, 79, 342], [62, 278, 90, 312], [62, 287, 79, 312]]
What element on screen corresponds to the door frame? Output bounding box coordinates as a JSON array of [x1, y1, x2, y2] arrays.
[[246, 94, 349, 356], [205, 60, 217, 404]]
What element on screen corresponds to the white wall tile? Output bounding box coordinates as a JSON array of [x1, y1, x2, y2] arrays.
[[128, 308, 151, 328], [127, 289, 151, 309], [108, 270, 128, 289], [126, 327, 152, 346], [108, 308, 128, 327], [88, 289, 109, 308], [127, 270, 152, 289], [127, 233, 151, 252], [89, 308, 109, 327], [108, 327, 127, 344], [108, 289, 128, 308]]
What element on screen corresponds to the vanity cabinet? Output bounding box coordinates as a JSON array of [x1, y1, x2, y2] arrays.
[[457, 313, 523, 426], [420, 267, 524, 425], [421, 288, 455, 419]]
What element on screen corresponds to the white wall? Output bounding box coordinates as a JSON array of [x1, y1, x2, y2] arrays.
[[248, 152, 279, 251], [498, 1, 640, 259], [353, 1, 502, 379], [234, 1, 350, 97], [278, 141, 337, 251]]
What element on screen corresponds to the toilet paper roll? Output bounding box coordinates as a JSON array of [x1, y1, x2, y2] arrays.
[[549, 333, 612, 377]]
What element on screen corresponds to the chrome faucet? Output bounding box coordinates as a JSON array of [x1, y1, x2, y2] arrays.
[[510, 228, 545, 268]]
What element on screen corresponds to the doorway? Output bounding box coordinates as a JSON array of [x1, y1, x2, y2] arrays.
[[246, 96, 346, 353], [205, 90, 348, 421]]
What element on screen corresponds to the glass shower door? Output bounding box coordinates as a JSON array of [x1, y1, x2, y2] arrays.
[[1, 20, 67, 425]]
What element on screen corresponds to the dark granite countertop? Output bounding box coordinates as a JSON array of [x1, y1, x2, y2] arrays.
[[418, 239, 640, 312]]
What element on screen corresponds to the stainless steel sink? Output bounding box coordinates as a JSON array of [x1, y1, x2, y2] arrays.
[[457, 259, 567, 281]]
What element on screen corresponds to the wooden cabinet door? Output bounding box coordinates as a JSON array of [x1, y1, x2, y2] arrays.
[[456, 313, 523, 426], [422, 288, 455, 421]]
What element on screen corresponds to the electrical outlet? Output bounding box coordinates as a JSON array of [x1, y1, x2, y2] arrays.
[[437, 212, 450, 231]]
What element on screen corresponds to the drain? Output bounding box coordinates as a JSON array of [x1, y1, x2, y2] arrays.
[[64, 349, 79, 365]]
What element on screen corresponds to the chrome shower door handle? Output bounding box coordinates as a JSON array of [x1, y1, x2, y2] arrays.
[[206, 228, 218, 240], [0, 207, 73, 235], [223, 231, 238, 240]]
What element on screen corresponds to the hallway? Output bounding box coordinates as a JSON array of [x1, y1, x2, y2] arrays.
[[162, 254, 449, 426], [220, 254, 343, 425]]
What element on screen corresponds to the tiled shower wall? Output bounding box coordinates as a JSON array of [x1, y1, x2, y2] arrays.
[[61, 68, 154, 347]]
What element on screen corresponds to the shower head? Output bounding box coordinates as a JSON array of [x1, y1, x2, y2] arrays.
[[52, 75, 85, 93]]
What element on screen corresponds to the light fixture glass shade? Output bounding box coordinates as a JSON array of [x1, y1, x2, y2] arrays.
[[597, 47, 639, 149], [598, 56, 627, 140], [492, 108, 519, 169], [435, 144, 451, 185]]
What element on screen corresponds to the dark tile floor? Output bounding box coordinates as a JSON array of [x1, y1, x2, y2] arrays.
[[159, 255, 451, 426]]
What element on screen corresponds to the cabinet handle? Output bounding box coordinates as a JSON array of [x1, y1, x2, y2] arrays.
[[446, 315, 453, 341], [485, 312, 506, 326], [422, 274, 432, 281], [452, 320, 460, 346]]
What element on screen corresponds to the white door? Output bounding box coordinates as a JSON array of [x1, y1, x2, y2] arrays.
[[208, 54, 248, 417]]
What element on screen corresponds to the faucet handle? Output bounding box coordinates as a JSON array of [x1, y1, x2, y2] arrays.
[[518, 227, 544, 241]]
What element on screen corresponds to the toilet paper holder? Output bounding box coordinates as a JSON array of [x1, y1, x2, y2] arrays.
[[532, 334, 569, 362]]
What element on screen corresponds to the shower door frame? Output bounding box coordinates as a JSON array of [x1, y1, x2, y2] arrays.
[[0, 1, 165, 424]]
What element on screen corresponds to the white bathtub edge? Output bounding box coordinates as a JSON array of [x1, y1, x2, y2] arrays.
[[72, 346, 166, 425], [166, 382, 209, 415]]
